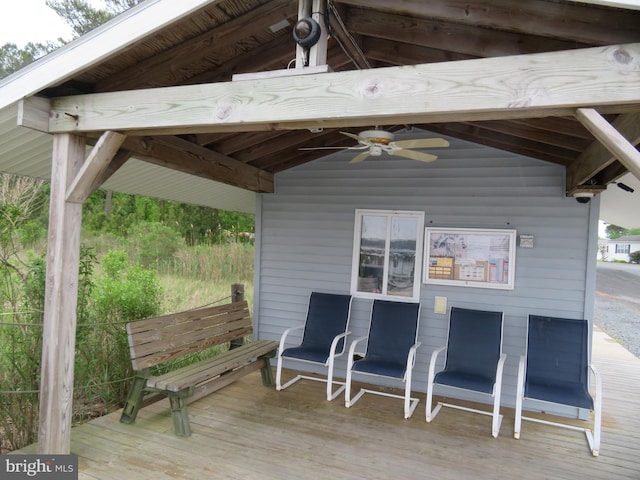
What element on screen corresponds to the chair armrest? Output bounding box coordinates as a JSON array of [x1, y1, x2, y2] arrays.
[[407, 342, 422, 369], [589, 364, 602, 403], [329, 330, 352, 356], [427, 346, 447, 381], [496, 353, 507, 379], [278, 324, 305, 355], [346, 335, 368, 370]]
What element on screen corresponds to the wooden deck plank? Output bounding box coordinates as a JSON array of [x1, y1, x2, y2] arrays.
[[13, 326, 640, 479]]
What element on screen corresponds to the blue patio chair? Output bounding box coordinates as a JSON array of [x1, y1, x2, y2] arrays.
[[345, 300, 421, 419], [425, 306, 506, 437], [514, 315, 602, 456], [276, 292, 353, 401]]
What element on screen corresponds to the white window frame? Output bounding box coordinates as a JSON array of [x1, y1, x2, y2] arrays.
[[615, 244, 630, 254], [350, 209, 424, 302]]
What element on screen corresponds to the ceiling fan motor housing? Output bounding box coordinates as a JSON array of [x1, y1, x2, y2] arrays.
[[360, 130, 394, 145]]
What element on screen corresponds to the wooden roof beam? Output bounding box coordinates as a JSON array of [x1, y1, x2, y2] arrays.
[[46, 44, 640, 136]]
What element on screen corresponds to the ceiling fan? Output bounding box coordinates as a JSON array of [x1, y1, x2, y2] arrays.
[[300, 129, 450, 163]]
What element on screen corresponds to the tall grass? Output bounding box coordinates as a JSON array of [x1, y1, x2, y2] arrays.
[[161, 243, 254, 284], [0, 241, 255, 452]]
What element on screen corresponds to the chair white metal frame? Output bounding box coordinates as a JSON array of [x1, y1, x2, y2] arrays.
[[425, 306, 506, 438], [514, 314, 602, 456], [345, 299, 421, 419], [276, 292, 353, 401]]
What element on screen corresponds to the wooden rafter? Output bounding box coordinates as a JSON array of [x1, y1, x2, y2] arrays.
[[337, 0, 639, 45], [120, 135, 274, 193]]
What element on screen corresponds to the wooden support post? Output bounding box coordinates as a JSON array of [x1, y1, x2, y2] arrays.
[[38, 133, 86, 454], [230, 283, 245, 349]]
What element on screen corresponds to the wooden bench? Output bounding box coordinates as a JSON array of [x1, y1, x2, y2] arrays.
[[119, 300, 278, 436]]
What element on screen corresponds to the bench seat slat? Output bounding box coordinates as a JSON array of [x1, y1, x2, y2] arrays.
[[149, 340, 278, 392]]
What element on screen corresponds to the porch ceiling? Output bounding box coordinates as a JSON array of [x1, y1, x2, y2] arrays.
[[2, 0, 640, 211]]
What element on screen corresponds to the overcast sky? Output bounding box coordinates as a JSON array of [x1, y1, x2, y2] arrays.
[[0, 0, 104, 47]]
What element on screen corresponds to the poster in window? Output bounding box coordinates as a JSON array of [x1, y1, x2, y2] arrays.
[[424, 228, 516, 290]]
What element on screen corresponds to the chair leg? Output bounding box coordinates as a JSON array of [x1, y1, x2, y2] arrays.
[[590, 365, 602, 456], [326, 350, 346, 401], [403, 382, 419, 419], [491, 394, 503, 438], [344, 365, 354, 408], [490, 353, 506, 438], [514, 355, 526, 439], [275, 353, 284, 391], [403, 362, 420, 419], [426, 346, 445, 422], [326, 365, 346, 401]]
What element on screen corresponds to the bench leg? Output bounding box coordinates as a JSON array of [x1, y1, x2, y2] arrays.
[[120, 375, 148, 425], [169, 389, 194, 437], [259, 352, 276, 387]]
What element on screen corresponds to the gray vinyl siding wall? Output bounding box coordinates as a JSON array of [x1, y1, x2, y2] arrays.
[[254, 132, 598, 414]]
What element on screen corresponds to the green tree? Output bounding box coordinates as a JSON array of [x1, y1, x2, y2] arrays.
[[46, 0, 140, 38], [1, 0, 140, 79], [0, 42, 57, 78], [605, 224, 627, 239]]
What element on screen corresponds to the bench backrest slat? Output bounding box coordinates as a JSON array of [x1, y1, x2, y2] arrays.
[[127, 301, 252, 371]]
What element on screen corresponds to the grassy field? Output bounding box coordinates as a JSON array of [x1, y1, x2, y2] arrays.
[[158, 274, 253, 313]]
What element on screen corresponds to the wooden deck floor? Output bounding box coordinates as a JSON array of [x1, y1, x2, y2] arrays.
[[20, 326, 640, 479]]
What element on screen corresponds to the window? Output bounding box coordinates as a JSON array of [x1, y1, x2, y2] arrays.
[[351, 209, 424, 302], [615, 244, 630, 254]]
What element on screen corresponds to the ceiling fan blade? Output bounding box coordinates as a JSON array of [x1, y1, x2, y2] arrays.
[[392, 148, 438, 163], [340, 131, 362, 140], [299, 144, 368, 151], [350, 151, 370, 163], [393, 138, 450, 149], [299, 146, 349, 151]]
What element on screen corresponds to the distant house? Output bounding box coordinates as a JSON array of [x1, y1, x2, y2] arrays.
[[604, 235, 640, 262]]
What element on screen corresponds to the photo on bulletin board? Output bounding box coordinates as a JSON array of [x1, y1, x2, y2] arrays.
[[424, 227, 516, 290]]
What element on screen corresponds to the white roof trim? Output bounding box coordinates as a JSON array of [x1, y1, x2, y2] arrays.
[[0, 0, 220, 110], [574, 0, 640, 9]]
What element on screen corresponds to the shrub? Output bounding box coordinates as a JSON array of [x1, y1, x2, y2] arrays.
[[93, 250, 162, 321], [127, 221, 185, 269], [630, 251, 640, 264]]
